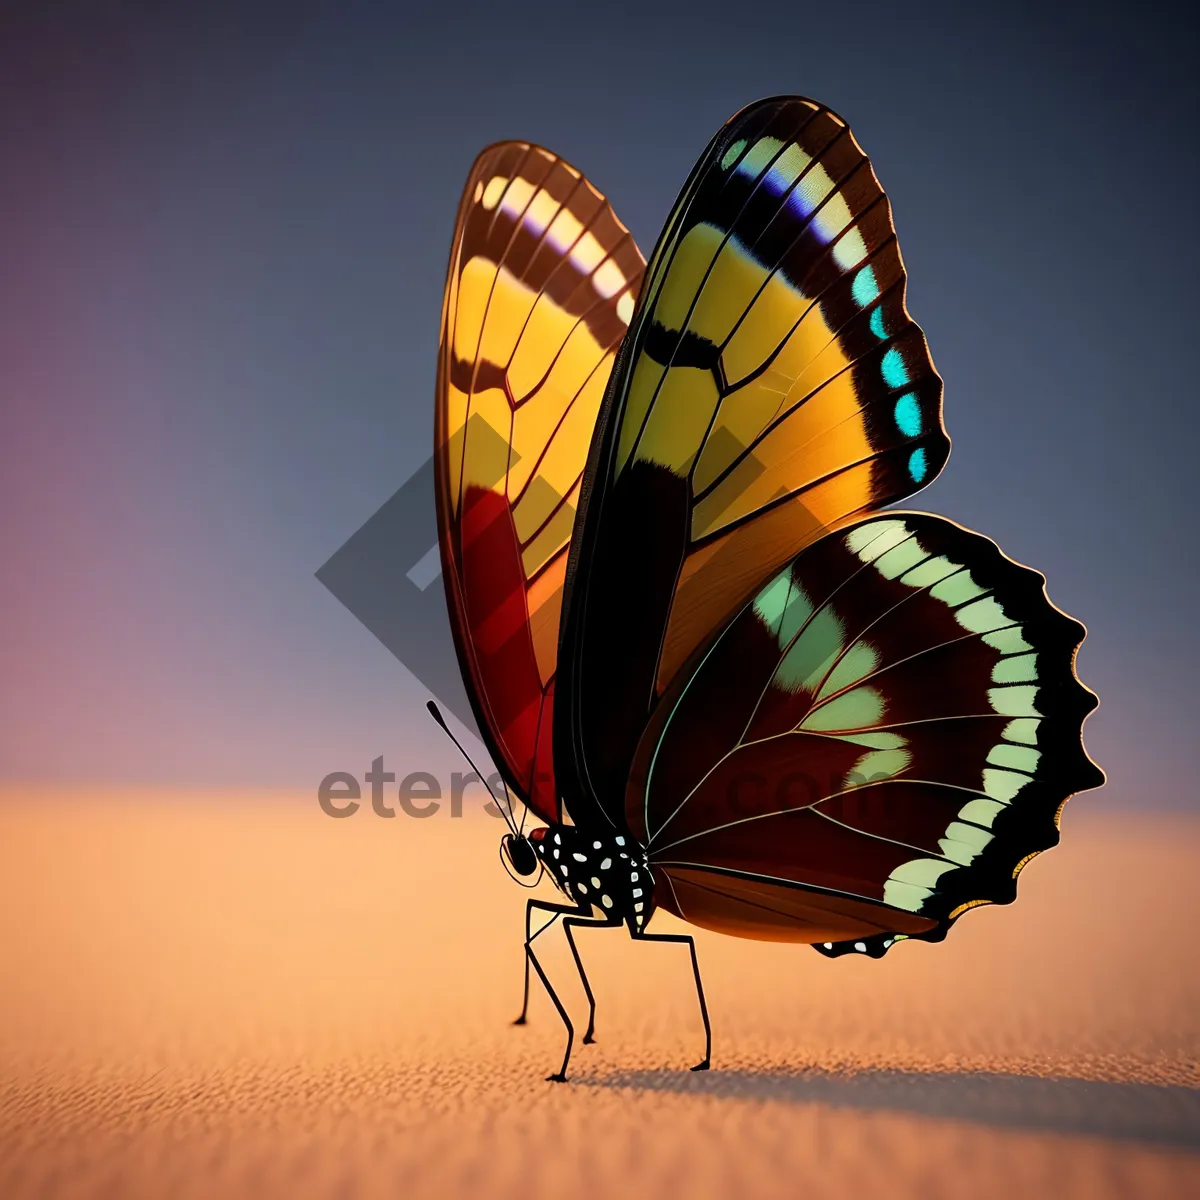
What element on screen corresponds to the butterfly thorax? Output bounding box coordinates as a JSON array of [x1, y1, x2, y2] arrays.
[[530, 825, 653, 930]]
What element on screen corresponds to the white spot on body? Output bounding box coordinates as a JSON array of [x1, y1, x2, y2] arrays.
[[573, 853, 587, 862], [601, 895, 613, 909], [854, 942, 867, 952], [600, 858, 612, 870], [577, 882, 588, 894], [590, 876, 601, 888], [616, 837, 625, 846]]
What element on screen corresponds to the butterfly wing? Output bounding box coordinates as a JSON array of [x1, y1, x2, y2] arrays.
[[557, 96, 950, 830], [626, 513, 1104, 948], [435, 142, 645, 822]]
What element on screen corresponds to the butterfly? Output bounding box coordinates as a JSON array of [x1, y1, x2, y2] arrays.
[[430, 96, 1104, 1082]]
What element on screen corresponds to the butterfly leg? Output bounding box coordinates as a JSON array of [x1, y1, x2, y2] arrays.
[[632, 930, 712, 1071], [523, 902, 614, 1084], [525, 933, 576, 1083], [514, 903, 562, 1025], [563, 912, 623, 1044]]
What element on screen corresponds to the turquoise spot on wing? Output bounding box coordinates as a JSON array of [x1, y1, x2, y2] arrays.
[[852, 267, 879, 308], [869, 306, 888, 339], [881, 347, 909, 389], [908, 447, 928, 482], [893, 393, 922, 437]]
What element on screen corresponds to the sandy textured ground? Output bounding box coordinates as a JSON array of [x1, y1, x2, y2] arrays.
[[1, 788, 1197, 1199]]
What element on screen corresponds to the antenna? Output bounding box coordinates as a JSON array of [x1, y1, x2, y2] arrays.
[[425, 700, 520, 838]]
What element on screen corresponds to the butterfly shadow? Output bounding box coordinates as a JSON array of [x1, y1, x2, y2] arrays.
[[582, 1065, 1200, 1151]]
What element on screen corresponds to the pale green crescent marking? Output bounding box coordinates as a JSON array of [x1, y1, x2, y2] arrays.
[[983, 625, 1034, 654], [956, 597, 1012, 633], [957, 797, 1009, 828], [801, 686, 884, 731], [900, 554, 959, 589], [752, 571, 791, 637], [818, 641, 879, 699], [884, 881, 932, 911], [988, 743, 1041, 773], [778, 584, 813, 647], [753, 571, 814, 649], [992, 653, 1038, 683], [983, 767, 1029, 803], [773, 607, 844, 694], [873, 537, 929, 580], [940, 821, 994, 864], [845, 746, 911, 787], [931, 569, 987, 607], [884, 859, 957, 912], [988, 686, 1042, 717], [846, 519, 910, 561], [1003, 718, 1040, 745]]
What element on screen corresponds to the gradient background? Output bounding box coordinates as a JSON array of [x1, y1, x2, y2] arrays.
[[1, 0, 1195, 806]]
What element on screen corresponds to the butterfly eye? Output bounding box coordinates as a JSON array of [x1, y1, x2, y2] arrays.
[[503, 835, 539, 878]]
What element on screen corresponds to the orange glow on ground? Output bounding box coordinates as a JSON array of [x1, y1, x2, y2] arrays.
[[1, 788, 1196, 1198]]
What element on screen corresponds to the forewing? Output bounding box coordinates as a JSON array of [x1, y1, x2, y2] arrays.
[[435, 142, 645, 822], [627, 513, 1104, 948], [557, 96, 949, 830]]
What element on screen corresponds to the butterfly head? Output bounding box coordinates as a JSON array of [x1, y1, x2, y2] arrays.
[[501, 831, 540, 878]]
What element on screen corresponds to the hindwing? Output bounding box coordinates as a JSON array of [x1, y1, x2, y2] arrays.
[[626, 513, 1104, 946]]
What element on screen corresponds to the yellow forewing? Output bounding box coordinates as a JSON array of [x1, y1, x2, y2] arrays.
[[434, 142, 645, 822]]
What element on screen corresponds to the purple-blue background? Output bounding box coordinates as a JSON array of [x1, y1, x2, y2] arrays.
[[1, 1, 1194, 807]]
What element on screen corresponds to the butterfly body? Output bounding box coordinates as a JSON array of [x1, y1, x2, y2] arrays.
[[433, 98, 1103, 1081], [529, 825, 655, 930], [507, 821, 709, 1081]]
